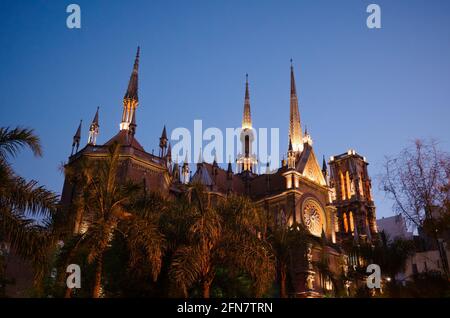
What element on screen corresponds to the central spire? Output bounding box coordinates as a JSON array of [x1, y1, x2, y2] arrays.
[[242, 73, 252, 129], [289, 59, 303, 152], [237, 74, 257, 173], [120, 46, 140, 131]]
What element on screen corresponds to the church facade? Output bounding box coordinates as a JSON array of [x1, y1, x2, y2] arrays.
[[61, 48, 379, 297]]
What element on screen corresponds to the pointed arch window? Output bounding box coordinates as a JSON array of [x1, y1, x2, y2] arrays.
[[345, 171, 351, 199], [343, 212, 349, 233], [349, 211, 355, 234], [339, 171, 346, 200]]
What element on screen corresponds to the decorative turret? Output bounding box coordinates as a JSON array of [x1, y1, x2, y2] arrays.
[[172, 160, 180, 182], [159, 125, 168, 157], [322, 155, 328, 178], [287, 138, 296, 169], [120, 47, 140, 131], [182, 152, 190, 184], [166, 143, 172, 162], [87, 107, 99, 145], [226, 159, 233, 180], [71, 120, 82, 155], [196, 148, 203, 170], [212, 155, 219, 177], [303, 125, 313, 146]]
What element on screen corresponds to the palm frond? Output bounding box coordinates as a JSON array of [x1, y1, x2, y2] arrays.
[[1, 174, 59, 218], [0, 127, 42, 161], [169, 245, 204, 293]]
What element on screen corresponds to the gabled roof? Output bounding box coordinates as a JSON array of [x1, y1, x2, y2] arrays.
[[296, 143, 327, 186], [104, 130, 145, 152], [191, 163, 213, 186]]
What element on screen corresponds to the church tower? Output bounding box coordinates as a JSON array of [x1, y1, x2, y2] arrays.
[[120, 47, 140, 131], [328, 150, 378, 244], [289, 60, 303, 153], [236, 74, 258, 173]]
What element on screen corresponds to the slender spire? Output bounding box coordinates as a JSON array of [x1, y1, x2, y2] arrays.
[[197, 148, 203, 165], [74, 120, 82, 141], [242, 73, 252, 129], [289, 59, 303, 152], [290, 59, 297, 96], [88, 107, 100, 145], [72, 120, 82, 155], [166, 143, 172, 161], [322, 155, 327, 172], [227, 160, 233, 174], [159, 125, 168, 156], [161, 125, 167, 140], [124, 46, 140, 101], [182, 151, 190, 184], [184, 151, 189, 165], [265, 157, 271, 174], [120, 47, 140, 131], [92, 106, 99, 125]]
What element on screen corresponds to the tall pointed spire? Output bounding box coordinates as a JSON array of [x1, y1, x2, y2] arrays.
[[120, 46, 140, 131], [88, 107, 100, 145], [72, 120, 82, 155], [124, 46, 140, 101], [242, 73, 252, 129], [237, 74, 257, 173], [289, 59, 303, 152]]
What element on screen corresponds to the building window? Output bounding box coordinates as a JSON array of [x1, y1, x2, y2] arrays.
[[343, 212, 349, 233], [349, 211, 354, 234], [358, 177, 364, 198], [340, 171, 346, 200], [346, 171, 351, 199]]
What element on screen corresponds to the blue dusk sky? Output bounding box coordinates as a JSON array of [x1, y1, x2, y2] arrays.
[[1, 0, 449, 220]]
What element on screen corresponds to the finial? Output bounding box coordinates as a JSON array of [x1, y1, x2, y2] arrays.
[[197, 148, 203, 164], [133, 46, 140, 72]]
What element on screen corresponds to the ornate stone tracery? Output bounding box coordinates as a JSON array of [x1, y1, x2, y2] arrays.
[[302, 198, 325, 237]]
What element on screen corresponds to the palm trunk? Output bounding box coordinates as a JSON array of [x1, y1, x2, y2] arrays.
[[202, 281, 211, 298], [92, 257, 103, 298], [280, 264, 288, 298], [65, 287, 72, 298]]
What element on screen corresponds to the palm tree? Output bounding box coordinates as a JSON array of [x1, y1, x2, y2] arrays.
[[60, 142, 165, 297], [268, 223, 309, 298], [0, 127, 58, 288], [169, 184, 275, 298]]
